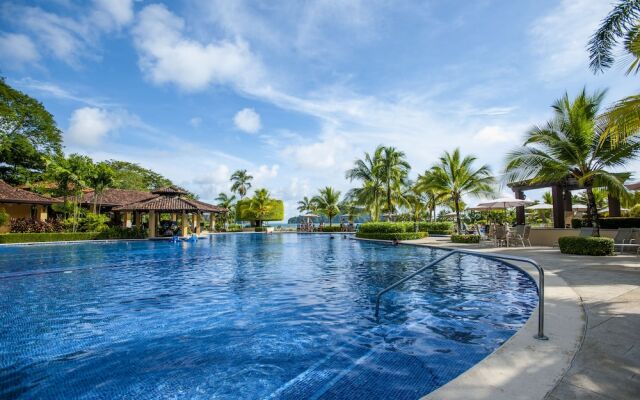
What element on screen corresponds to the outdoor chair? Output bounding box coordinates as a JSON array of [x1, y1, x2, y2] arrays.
[[553, 226, 595, 247], [495, 225, 509, 247], [512, 225, 531, 247], [613, 228, 639, 254]]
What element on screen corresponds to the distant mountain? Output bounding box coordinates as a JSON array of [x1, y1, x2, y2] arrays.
[[287, 214, 370, 224]]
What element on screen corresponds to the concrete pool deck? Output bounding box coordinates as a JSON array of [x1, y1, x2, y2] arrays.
[[403, 237, 640, 400]]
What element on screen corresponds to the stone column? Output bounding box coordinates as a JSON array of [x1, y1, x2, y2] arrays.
[[210, 213, 216, 232], [134, 212, 142, 227], [551, 185, 565, 228], [607, 194, 621, 217], [194, 213, 201, 234], [36, 205, 48, 222], [148, 212, 156, 238], [122, 212, 131, 228], [181, 211, 189, 236], [514, 189, 525, 225]]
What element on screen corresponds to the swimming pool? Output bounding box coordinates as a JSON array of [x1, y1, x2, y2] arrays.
[[0, 234, 538, 399]]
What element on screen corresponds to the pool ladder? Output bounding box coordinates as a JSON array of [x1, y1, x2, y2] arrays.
[[374, 248, 549, 340]]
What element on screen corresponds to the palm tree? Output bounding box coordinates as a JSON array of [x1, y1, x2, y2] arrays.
[[230, 169, 253, 199], [297, 196, 313, 214], [573, 188, 609, 210], [423, 148, 495, 232], [373, 146, 411, 216], [505, 89, 639, 236], [313, 187, 341, 226], [415, 170, 447, 221], [250, 188, 271, 227], [46, 154, 93, 231], [87, 162, 114, 214], [215, 192, 237, 226], [345, 150, 385, 221], [589, 1, 640, 144], [542, 191, 553, 205]]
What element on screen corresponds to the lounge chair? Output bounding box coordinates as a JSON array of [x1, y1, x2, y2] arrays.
[[495, 225, 509, 247], [512, 225, 531, 247]]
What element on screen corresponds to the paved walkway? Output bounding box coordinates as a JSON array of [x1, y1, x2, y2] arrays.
[[410, 237, 640, 400]]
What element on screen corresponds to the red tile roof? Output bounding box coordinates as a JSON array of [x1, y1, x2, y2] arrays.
[[626, 182, 640, 191], [112, 195, 226, 213], [78, 188, 157, 206], [0, 180, 61, 205]]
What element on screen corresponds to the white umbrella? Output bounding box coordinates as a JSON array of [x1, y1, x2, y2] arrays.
[[572, 205, 588, 211], [476, 197, 534, 209], [468, 206, 494, 211], [525, 203, 553, 210], [301, 213, 319, 218]]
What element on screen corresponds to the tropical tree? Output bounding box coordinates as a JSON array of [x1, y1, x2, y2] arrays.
[[505, 89, 640, 236], [46, 154, 93, 231], [313, 187, 341, 226], [423, 148, 495, 232], [230, 169, 253, 199], [345, 150, 384, 221], [573, 188, 609, 210], [297, 196, 316, 214], [105, 160, 173, 191], [87, 162, 114, 214], [588, 1, 640, 144], [372, 146, 411, 216], [0, 78, 63, 184], [402, 184, 427, 225], [415, 170, 447, 221], [215, 192, 237, 226], [250, 188, 271, 227], [542, 191, 553, 205]]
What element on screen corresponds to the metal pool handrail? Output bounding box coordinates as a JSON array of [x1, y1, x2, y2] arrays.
[[374, 248, 549, 340]]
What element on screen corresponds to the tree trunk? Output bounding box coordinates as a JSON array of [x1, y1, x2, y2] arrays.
[[454, 197, 462, 233], [585, 186, 600, 236], [329, 213, 333, 227]]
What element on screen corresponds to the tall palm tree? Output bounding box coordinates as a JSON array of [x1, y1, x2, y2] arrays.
[[505, 89, 639, 236], [297, 196, 313, 214], [345, 150, 385, 221], [589, 1, 640, 144], [415, 170, 447, 221], [313, 187, 341, 226], [230, 169, 253, 199], [87, 162, 114, 214], [215, 192, 237, 226], [250, 188, 271, 227], [423, 148, 495, 232], [373, 146, 411, 216], [542, 191, 553, 205], [574, 189, 608, 210]]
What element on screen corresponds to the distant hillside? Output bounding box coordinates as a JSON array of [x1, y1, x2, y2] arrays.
[[288, 215, 370, 224]]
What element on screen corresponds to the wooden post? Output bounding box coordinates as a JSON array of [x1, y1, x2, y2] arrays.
[[552, 185, 565, 228], [608, 194, 621, 217], [514, 189, 525, 225], [148, 212, 156, 238], [193, 213, 200, 234], [181, 211, 188, 237], [210, 213, 216, 231]]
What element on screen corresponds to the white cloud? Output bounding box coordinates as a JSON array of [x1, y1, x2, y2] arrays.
[[132, 4, 263, 92], [93, 0, 134, 29], [66, 107, 120, 146], [529, 0, 611, 79], [0, 33, 39, 68], [282, 129, 349, 171], [189, 117, 202, 128], [473, 125, 519, 144], [251, 164, 279, 181], [233, 108, 262, 133]]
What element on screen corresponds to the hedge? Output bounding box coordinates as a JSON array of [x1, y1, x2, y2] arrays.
[[418, 221, 454, 235], [235, 199, 285, 222], [451, 234, 480, 243], [358, 222, 411, 234], [226, 224, 243, 232], [0, 228, 147, 244], [572, 217, 640, 229], [319, 226, 343, 232], [558, 236, 614, 256], [356, 232, 428, 240]]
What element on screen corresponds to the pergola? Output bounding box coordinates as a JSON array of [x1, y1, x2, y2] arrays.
[[112, 187, 227, 238], [508, 177, 622, 228]]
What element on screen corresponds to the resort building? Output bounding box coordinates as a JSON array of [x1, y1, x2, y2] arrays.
[[0, 180, 61, 233], [112, 186, 226, 237]]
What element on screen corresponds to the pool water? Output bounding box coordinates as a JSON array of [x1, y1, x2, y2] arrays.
[[0, 234, 538, 399]]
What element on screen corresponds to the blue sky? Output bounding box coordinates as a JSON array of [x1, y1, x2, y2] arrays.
[[1, 0, 637, 218]]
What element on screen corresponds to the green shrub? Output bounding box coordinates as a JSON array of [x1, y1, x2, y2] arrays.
[[571, 218, 583, 229], [358, 222, 413, 234], [235, 199, 285, 222], [0, 228, 147, 244], [356, 232, 428, 240], [630, 204, 640, 217], [558, 236, 614, 256], [10, 218, 63, 233], [0, 208, 8, 227], [226, 224, 243, 232], [320, 225, 343, 232], [254, 227, 266, 232], [451, 234, 480, 243], [97, 227, 147, 239], [418, 221, 454, 235]]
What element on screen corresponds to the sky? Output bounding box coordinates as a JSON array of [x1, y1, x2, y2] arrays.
[[1, 0, 638, 219]]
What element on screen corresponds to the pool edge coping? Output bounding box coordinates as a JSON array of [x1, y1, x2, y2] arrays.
[[354, 237, 585, 400]]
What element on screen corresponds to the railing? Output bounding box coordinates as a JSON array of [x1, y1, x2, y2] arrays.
[[374, 248, 548, 340]]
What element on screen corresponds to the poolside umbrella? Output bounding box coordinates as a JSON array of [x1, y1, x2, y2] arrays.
[[468, 206, 494, 211], [301, 213, 319, 222], [525, 203, 553, 210], [572, 205, 588, 212], [476, 197, 534, 209]]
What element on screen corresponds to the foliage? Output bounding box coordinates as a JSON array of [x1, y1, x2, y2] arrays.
[[104, 160, 174, 191], [249, 188, 272, 226], [226, 224, 243, 232], [420, 148, 495, 232], [236, 198, 284, 222], [230, 169, 253, 199], [358, 222, 412, 233], [630, 204, 640, 217], [312, 186, 341, 226], [319, 225, 343, 232], [0, 228, 146, 243], [372, 146, 411, 214], [0, 78, 63, 185], [215, 192, 237, 225], [356, 231, 427, 240], [418, 221, 454, 234], [297, 196, 316, 214], [86, 161, 115, 213], [451, 234, 481, 243], [78, 212, 110, 232], [558, 236, 615, 256], [0, 208, 8, 227], [505, 89, 639, 236], [254, 226, 267, 232], [10, 218, 63, 233], [345, 149, 386, 221]]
